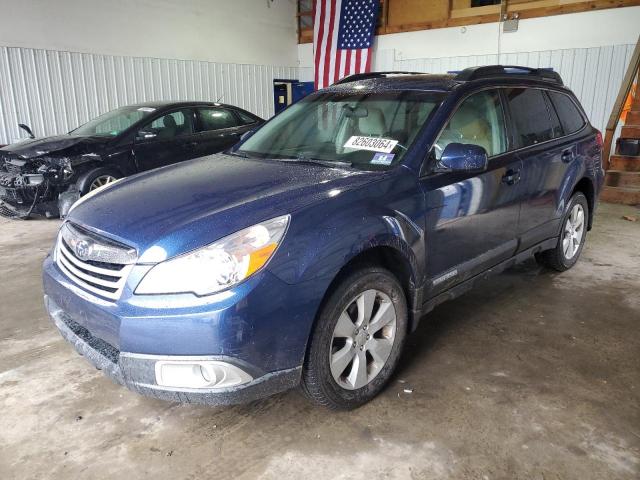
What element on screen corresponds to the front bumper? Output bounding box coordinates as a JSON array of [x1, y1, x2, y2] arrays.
[[45, 295, 301, 405], [42, 252, 321, 405], [0, 169, 67, 218], [0, 183, 58, 218]]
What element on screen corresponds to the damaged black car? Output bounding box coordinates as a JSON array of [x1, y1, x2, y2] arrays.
[[0, 101, 263, 218]]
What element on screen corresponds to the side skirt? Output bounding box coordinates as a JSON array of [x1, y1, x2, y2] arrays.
[[412, 237, 558, 330]]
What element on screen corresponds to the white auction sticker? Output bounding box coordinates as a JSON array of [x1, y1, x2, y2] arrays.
[[343, 135, 398, 153]]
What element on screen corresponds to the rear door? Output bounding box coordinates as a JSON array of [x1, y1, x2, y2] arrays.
[[504, 88, 584, 250], [132, 108, 199, 172], [421, 89, 527, 295], [192, 107, 256, 157]]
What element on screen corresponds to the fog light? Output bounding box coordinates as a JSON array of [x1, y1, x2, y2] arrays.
[[155, 360, 252, 389]]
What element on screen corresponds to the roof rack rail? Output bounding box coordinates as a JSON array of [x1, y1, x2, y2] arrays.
[[335, 71, 424, 85], [455, 65, 563, 85]]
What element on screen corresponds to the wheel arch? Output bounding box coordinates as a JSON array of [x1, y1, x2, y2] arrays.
[[571, 176, 595, 230], [314, 244, 423, 335], [75, 165, 124, 194]]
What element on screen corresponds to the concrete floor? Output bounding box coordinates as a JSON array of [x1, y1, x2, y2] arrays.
[[0, 202, 638, 480]]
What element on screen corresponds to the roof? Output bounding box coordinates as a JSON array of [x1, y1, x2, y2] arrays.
[[326, 66, 566, 93], [127, 100, 242, 110], [327, 73, 459, 93]]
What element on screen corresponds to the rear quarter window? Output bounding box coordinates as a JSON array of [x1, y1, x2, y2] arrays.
[[237, 110, 259, 125], [548, 91, 586, 135]]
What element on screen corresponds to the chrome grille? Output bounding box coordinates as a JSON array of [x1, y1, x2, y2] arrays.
[[55, 223, 136, 300]]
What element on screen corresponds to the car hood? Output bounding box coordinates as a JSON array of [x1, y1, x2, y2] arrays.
[[68, 153, 381, 260], [0, 134, 111, 160]]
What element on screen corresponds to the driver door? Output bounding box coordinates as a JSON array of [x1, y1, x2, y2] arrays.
[[420, 89, 526, 296], [133, 108, 198, 172]]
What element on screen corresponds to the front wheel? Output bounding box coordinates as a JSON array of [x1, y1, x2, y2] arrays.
[[76, 168, 121, 196], [536, 192, 589, 271], [301, 267, 408, 409]]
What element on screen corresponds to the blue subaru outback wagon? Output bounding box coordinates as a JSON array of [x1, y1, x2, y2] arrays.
[[43, 66, 604, 409]]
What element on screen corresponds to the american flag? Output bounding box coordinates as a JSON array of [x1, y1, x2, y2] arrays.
[[314, 0, 380, 90]]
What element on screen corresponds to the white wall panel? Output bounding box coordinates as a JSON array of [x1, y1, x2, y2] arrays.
[[394, 44, 636, 134], [0, 46, 304, 145], [0, 0, 298, 67]]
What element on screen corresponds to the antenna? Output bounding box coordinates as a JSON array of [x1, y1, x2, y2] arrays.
[[215, 93, 224, 103]]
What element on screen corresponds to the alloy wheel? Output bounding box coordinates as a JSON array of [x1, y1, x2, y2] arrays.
[[329, 289, 397, 390], [89, 175, 117, 191], [562, 203, 585, 260]]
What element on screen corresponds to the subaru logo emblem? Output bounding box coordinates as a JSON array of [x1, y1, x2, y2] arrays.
[[74, 239, 92, 260]]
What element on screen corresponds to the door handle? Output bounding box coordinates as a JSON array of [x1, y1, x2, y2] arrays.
[[561, 149, 574, 163], [502, 169, 521, 185], [181, 141, 198, 148]]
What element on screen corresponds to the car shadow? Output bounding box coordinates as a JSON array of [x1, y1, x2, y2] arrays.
[[394, 257, 554, 379]]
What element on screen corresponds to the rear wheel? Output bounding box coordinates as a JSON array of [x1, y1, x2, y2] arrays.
[[536, 192, 589, 271], [301, 267, 408, 409]]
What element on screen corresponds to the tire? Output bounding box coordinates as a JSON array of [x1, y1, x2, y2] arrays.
[[535, 192, 589, 272], [76, 168, 121, 196], [301, 266, 408, 410]]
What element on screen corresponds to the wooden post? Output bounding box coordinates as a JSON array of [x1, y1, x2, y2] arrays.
[[602, 35, 640, 172]]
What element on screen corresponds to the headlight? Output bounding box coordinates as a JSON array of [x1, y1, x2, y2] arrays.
[[135, 215, 290, 296], [57, 157, 74, 179], [62, 164, 74, 179]]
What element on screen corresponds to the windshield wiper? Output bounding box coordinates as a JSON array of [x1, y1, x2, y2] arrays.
[[226, 150, 250, 158], [278, 154, 353, 169]]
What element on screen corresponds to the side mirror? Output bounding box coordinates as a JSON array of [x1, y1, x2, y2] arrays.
[[136, 130, 157, 141], [18, 123, 35, 139], [433, 143, 488, 174]]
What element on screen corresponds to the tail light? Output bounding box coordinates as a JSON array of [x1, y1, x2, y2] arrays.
[[595, 130, 604, 169], [595, 130, 603, 148]]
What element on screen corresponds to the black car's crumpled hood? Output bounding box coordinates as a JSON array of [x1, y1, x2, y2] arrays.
[[68, 153, 381, 259], [0, 135, 111, 161]]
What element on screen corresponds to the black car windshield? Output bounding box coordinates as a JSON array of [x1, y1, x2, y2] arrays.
[[238, 90, 444, 170], [70, 105, 157, 137]]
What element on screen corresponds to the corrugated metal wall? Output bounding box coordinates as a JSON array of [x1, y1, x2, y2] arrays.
[[2, 44, 635, 145], [0, 46, 302, 145], [393, 44, 636, 134]]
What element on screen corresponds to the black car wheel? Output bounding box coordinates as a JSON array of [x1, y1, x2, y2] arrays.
[[77, 168, 121, 196], [301, 266, 408, 409], [535, 192, 589, 272]]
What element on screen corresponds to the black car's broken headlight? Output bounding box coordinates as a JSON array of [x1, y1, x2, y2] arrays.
[[37, 157, 74, 182], [15, 174, 46, 187]]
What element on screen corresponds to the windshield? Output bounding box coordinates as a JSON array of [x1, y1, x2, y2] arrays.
[[238, 90, 444, 170], [70, 106, 157, 137]]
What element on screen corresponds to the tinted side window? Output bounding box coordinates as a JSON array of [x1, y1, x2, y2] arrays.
[[505, 88, 554, 148], [548, 91, 586, 135], [434, 90, 507, 159], [139, 109, 194, 140], [198, 108, 239, 131]]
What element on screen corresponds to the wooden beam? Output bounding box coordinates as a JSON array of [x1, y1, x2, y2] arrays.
[[509, 0, 640, 21], [451, 4, 501, 19], [383, 0, 390, 31], [378, 12, 501, 34], [602, 36, 640, 170], [298, 0, 640, 43]]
